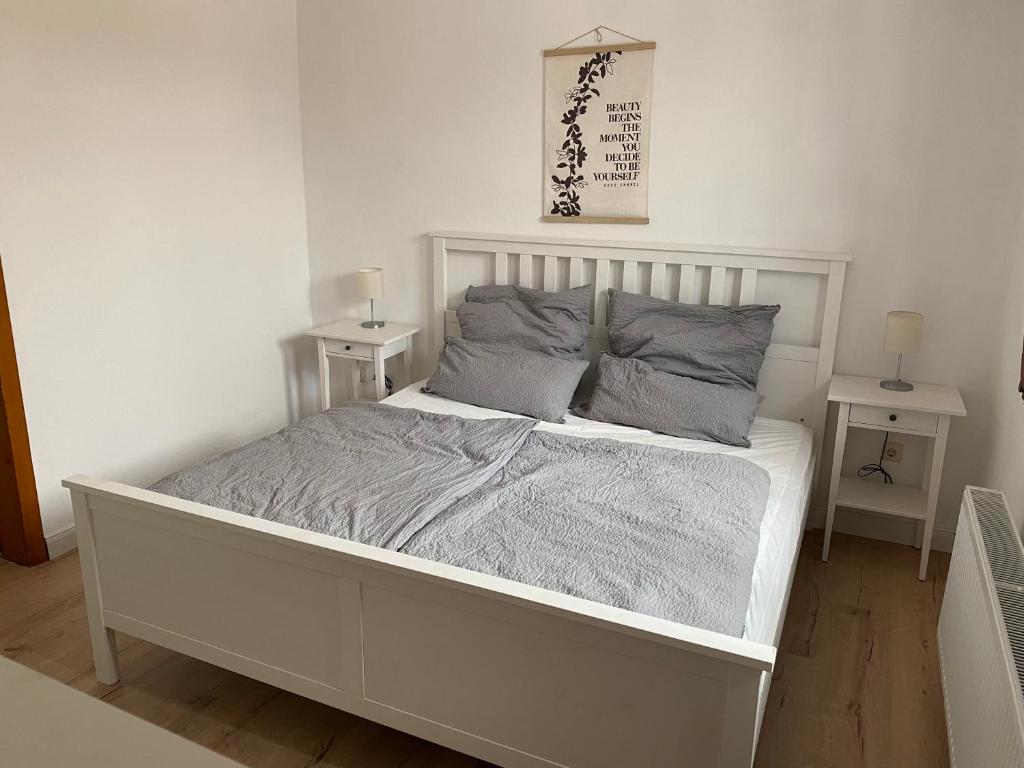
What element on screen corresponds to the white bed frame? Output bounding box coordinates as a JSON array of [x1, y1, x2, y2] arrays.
[[65, 232, 847, 768]]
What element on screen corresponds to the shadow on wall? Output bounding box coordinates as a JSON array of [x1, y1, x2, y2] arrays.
[[278, 334, 320, 422], [315, 260, 386, 325]]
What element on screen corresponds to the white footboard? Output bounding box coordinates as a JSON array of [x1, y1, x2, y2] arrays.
[[65, 474, 775, 768]]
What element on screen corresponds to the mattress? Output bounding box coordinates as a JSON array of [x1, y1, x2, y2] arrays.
[[384, 382, 815, 646]]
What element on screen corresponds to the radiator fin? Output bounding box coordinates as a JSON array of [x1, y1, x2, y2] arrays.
[[996, 585, 1024, 699], [974, 488, 1024, 587], [972, 487, 1024, 700], [938, 487, 1024, 768]]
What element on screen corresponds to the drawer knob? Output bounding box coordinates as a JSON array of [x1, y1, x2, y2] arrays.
[[345, 344, 352, 351], [888, 413, 897, 422]]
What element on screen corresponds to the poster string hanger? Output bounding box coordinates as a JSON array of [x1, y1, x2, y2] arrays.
[[554, 25, 648, 49]]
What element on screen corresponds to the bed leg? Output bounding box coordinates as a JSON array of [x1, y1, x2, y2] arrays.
[[720, 666, 762, 768], [70, 489, 121, 685], [90, 627, 121, 685]]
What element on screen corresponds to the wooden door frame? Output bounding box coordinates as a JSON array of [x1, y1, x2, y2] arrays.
[[0, 256, 47, 565]]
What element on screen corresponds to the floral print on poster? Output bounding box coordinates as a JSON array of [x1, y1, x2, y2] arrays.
[[543, 44, 654, 223]]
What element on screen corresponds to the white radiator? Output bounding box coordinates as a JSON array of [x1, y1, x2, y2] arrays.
[[939, 486, 1024, 768]]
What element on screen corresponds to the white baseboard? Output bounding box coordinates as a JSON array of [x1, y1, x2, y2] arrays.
[[807, 505, 955, 553], [45, 525, 78, 559]]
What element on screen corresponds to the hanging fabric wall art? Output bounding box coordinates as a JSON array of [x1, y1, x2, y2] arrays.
[[543, 27, 655, 224]]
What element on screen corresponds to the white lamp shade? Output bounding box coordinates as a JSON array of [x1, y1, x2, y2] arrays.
[[356, 267, 383, 300], [884, 310, 923, 354]]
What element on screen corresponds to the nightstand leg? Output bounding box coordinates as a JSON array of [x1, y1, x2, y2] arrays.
[[916, 437, 936, 549], [373, 347, 386, 401], [919, 415, 950, 580], [823, 402, 850, 562], [402, 342, 413, 389], [316, 337, 330, 411]]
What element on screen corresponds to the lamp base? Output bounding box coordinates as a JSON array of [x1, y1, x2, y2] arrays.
[[360, 320, 385, 329], [880, 378, 914, 392]]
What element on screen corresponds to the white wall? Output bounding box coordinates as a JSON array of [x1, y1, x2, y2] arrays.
[[982, 212, 1024, 528], [3, 0, 1018, 550], [0, 0, 316, 545], [297, 0, 1024, 539]]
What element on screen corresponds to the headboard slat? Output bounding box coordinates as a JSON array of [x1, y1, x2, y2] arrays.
[[709, 266, 726, 305], [494, 252, 508, 285], [518, 254, 532, 289], [594, 260, 610, 327], [543, 256, 557, 292], [569, 257, 584, 288], [739, 268, 757, 304], [678, 265, 696, 302], [432, 236, 448, 354], [650, 263, 666, 299], [622, 261, 637, 294]]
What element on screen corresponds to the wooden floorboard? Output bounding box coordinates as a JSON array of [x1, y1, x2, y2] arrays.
[[754, 530, 950, 768], [0, 530, 949, 767]]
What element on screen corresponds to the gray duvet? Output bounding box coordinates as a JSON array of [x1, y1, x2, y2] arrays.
[[150, 403, 536, 550], [151, 403, 770, 637]]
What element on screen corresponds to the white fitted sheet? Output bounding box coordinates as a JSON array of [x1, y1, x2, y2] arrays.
[[384, 382, 814, 646]]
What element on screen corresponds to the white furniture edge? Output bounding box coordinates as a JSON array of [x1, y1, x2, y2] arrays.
[[806, 504, 956, 553], [54, 505, 963, 564], [827, 373, 967, 416], [822, 375, 964, 580], [428, 230, 852, 262], [65, 232, 847, 768], [306, 319, 420, 345], [54, 509, 950, 563], [309, 321, 420, 405], [65, 473, 775, 768]]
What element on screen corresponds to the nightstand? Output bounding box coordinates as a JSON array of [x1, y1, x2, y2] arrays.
[[823, 374, 966, 580], [308, 320, 420, 406]]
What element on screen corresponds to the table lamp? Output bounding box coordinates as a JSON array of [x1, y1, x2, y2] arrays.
[[880, 310, 923, 391], [357, 267, 385, 328]]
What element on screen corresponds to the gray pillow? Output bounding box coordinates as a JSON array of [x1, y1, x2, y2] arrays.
[[424, 337, 588, 422], [458, 284, 591, 360], [575, 354, 760, 447], [607, 289, 779, 390]]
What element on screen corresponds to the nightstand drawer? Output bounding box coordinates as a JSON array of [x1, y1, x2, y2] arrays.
[[324, 339, 374, 360], [848, 404, 939, 434]]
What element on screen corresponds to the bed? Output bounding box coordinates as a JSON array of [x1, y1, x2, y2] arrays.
[[384, 383, 815, 649], [64, 232, 848, 768]]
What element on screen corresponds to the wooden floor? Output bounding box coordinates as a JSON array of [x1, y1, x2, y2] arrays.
[[0, 530, 949, 768]]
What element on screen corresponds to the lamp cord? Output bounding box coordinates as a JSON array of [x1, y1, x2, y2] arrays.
[[858, 432, 894, 484]]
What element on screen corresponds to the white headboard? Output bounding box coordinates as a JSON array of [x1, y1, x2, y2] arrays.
[[431, 231, 848, 452]]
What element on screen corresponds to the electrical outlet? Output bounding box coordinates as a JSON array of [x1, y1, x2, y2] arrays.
[[884, 441, 904, 463], [359, 365, 373, 384]]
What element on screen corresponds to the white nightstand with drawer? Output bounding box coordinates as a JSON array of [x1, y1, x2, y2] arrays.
[[308, 319, 420, 406], [823, 374, 967, 580]]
